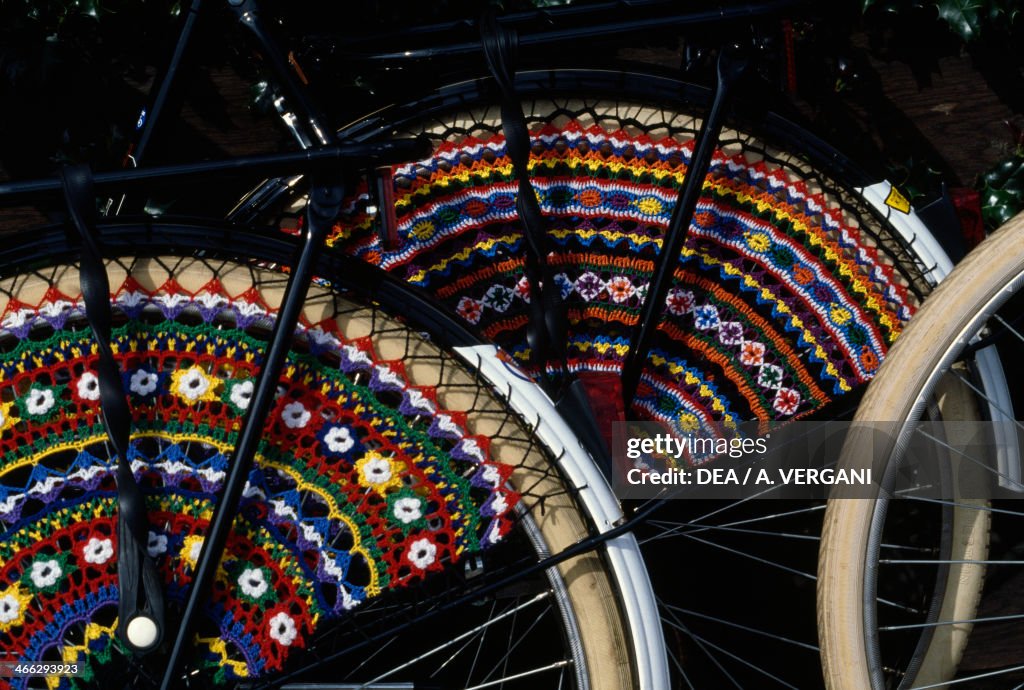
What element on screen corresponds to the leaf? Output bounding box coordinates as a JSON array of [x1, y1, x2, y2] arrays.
[[981, 157, 1024, 186], [935, 0, 985, 41]]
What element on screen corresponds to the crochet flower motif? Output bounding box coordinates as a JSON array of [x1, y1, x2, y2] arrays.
[[76, 371, 101, 401], [129, 369, 160, 398], [319, 424, 361, 458], [24, 556, 66, 592], [773, 388, 801, 416], [355, 451, 403, 494], [387, 490, 428, 532], [693, 305, 720, 330], [665, 288, 695, 316], [392, 497, 423, 524], [268, 611, 299, 647], [226, 380, 254, 413], [406, 537, 438, 571], [757, 364, 784, 390], [607, 276, 636, 304], [482, 284, 515, 313], [718, 322, 744, 346], [575, 272, 603, 301], [21, 386, 57, 418], [171, 366, 220, 404], [237, 566, 274, 605], [82, 537, 114, 565], [745, 231, 770, 252], [456, 296, 483, 324], [147, 531, 168, 558], [0, 584, 31, 632], [739, 341, 766, 367], [281, 401, 312, 429]]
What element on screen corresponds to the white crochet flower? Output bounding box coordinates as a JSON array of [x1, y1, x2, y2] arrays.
[[77, 372, 100, 401], [229, 380, 254, 410], [174, 367, 214, 401], [0, 591, 21, 623], [29, 559, 62, 589], [130, 370, 159, 396], [392, 497, 423, 525], [83, 537, 114, 565], [238, 567, 269, 600], [323, 425, 355, 454], [25, 388, 55, 416], [281, 401, 311, 429], [268, 612, 298, 646], [360, 456, 392, 485], [407, 537, 437, 570], [146, 532, 168, 558]]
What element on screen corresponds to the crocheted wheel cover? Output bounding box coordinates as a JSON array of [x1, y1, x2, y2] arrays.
[[329, 118, 916, 441], [0, 263, 518, 687]]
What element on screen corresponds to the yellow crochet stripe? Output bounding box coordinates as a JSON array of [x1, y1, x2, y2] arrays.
[[390, 157, 901, 334], [569, 338, 631, 358], [47, 621, 119, 690], [647, 353, 738, 424], [710, 182, 900, 337], [0, 500, 116, 563], [692, 247, 855, 393], [0, 433, 106, 477], [0, 431, 236, 482], [196, 637, 250, 680], [258, 457, 382, 596], [404, 233, 521, 285]]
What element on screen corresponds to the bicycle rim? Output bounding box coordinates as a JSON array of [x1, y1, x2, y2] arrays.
[[819, 212, 1024, 689], [0, 222, 649, 689], [233, 68, 964, 688]]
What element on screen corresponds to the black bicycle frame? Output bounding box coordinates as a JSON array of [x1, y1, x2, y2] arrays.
[[0, 0, 811, 685]]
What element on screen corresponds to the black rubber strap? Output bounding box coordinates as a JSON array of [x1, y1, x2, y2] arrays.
[[60, 164, 164, 651], [480, 13, 568, 378]]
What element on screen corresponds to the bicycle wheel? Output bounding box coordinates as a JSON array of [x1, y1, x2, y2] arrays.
[[232, 68, 971, 687], [0, 220, 663, 689], [819, 212, 1024, 690]]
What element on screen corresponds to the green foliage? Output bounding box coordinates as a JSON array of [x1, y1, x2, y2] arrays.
[[978, 155, 1024, 229], [862, 0, 1021, 41]]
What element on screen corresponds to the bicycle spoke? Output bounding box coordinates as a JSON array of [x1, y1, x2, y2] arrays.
[[663, 614, 801, 690], [462, 659, 573, 690], [904, 495, 1024, 518], [910, 663, 1024, 689], [678, 532, 816, 581], [660, 602, 818, 652], [881, 611, 1024, 631], [661, 604, 744, 690], [913, 426, 1024, 491], [358, 592, 550, 686]]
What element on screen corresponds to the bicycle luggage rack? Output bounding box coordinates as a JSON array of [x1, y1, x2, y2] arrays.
[[0, 141, 429, 203]]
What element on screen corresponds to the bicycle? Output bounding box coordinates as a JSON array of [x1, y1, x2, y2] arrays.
[[820, 209, 1024, 690], [0, 1, 1005, 688]]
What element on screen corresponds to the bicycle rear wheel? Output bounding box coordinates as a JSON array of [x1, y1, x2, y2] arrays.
[[0, 221, 660, 689], [233, 69, 961, 688], [820, 212, 1024, 689]]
